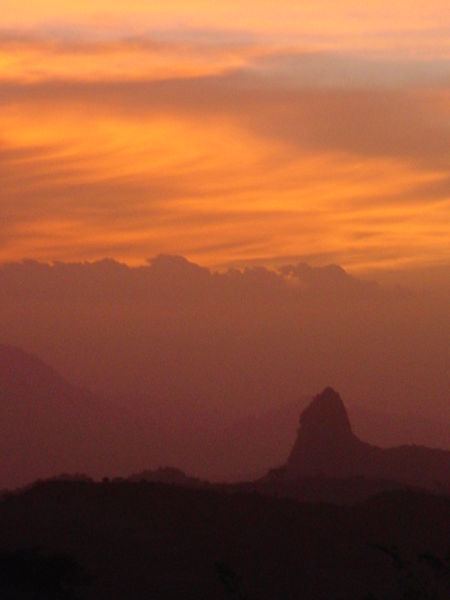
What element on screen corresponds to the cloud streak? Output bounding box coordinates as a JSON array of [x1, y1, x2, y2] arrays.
[[0, 21, 448, 271]]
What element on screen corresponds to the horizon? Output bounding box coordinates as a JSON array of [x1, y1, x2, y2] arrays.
[[1, 252, 449, 488], [0, 350, 449, 489]]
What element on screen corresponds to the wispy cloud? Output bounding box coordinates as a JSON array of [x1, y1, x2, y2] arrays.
[[0, 10, 449, 271]]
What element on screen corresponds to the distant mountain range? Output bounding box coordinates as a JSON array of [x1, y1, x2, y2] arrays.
[[0, 344, 114, 487], [1, 344, 449, 491]]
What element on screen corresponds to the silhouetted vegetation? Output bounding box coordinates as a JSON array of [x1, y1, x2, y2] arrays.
[[215, 562, 249, 600], [369, 544, 450, 599], [0, 480, 449, 599], [0, 548, 91, 599]]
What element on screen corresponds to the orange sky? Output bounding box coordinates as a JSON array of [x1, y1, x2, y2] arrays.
[[0, 2, 449, 272]]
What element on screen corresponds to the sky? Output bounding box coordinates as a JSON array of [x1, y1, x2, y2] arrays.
[[1, 1, 449, 273], [0, 3, 449, 486]]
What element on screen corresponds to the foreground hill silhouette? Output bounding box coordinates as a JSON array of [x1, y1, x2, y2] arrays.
[[267, 388, 450, 491], [0, 480, 449, 599]]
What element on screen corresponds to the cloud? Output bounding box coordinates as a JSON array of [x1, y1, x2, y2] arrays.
[[0, 29, 264, 83], [3, 57, 448, 166], [0, 39, 448, 270], [2, 2, 449, 49]]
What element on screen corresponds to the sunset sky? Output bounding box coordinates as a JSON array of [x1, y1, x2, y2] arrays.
[[1, 1, 449, 273]]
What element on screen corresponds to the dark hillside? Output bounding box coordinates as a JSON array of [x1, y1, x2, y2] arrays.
[[0, 481, 449, 599]]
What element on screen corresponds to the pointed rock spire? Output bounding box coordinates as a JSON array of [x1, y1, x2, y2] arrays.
[[285, 387, 362, 477]]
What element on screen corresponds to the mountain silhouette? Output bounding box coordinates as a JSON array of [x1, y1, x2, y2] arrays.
[[272, 387, 450, 490], [2, 344, 449, 493], [0, 344, 124, 488]]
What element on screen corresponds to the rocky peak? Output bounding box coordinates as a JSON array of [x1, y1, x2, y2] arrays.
[[285, 387, 361, 477], [298, 387, 354, 442], [272, 387, 450, 488]]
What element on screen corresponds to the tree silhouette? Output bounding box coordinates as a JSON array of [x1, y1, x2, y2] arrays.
[[215, 561, 249, 600], [369, 544, 450, 599], [0, 548, 91, 599]]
